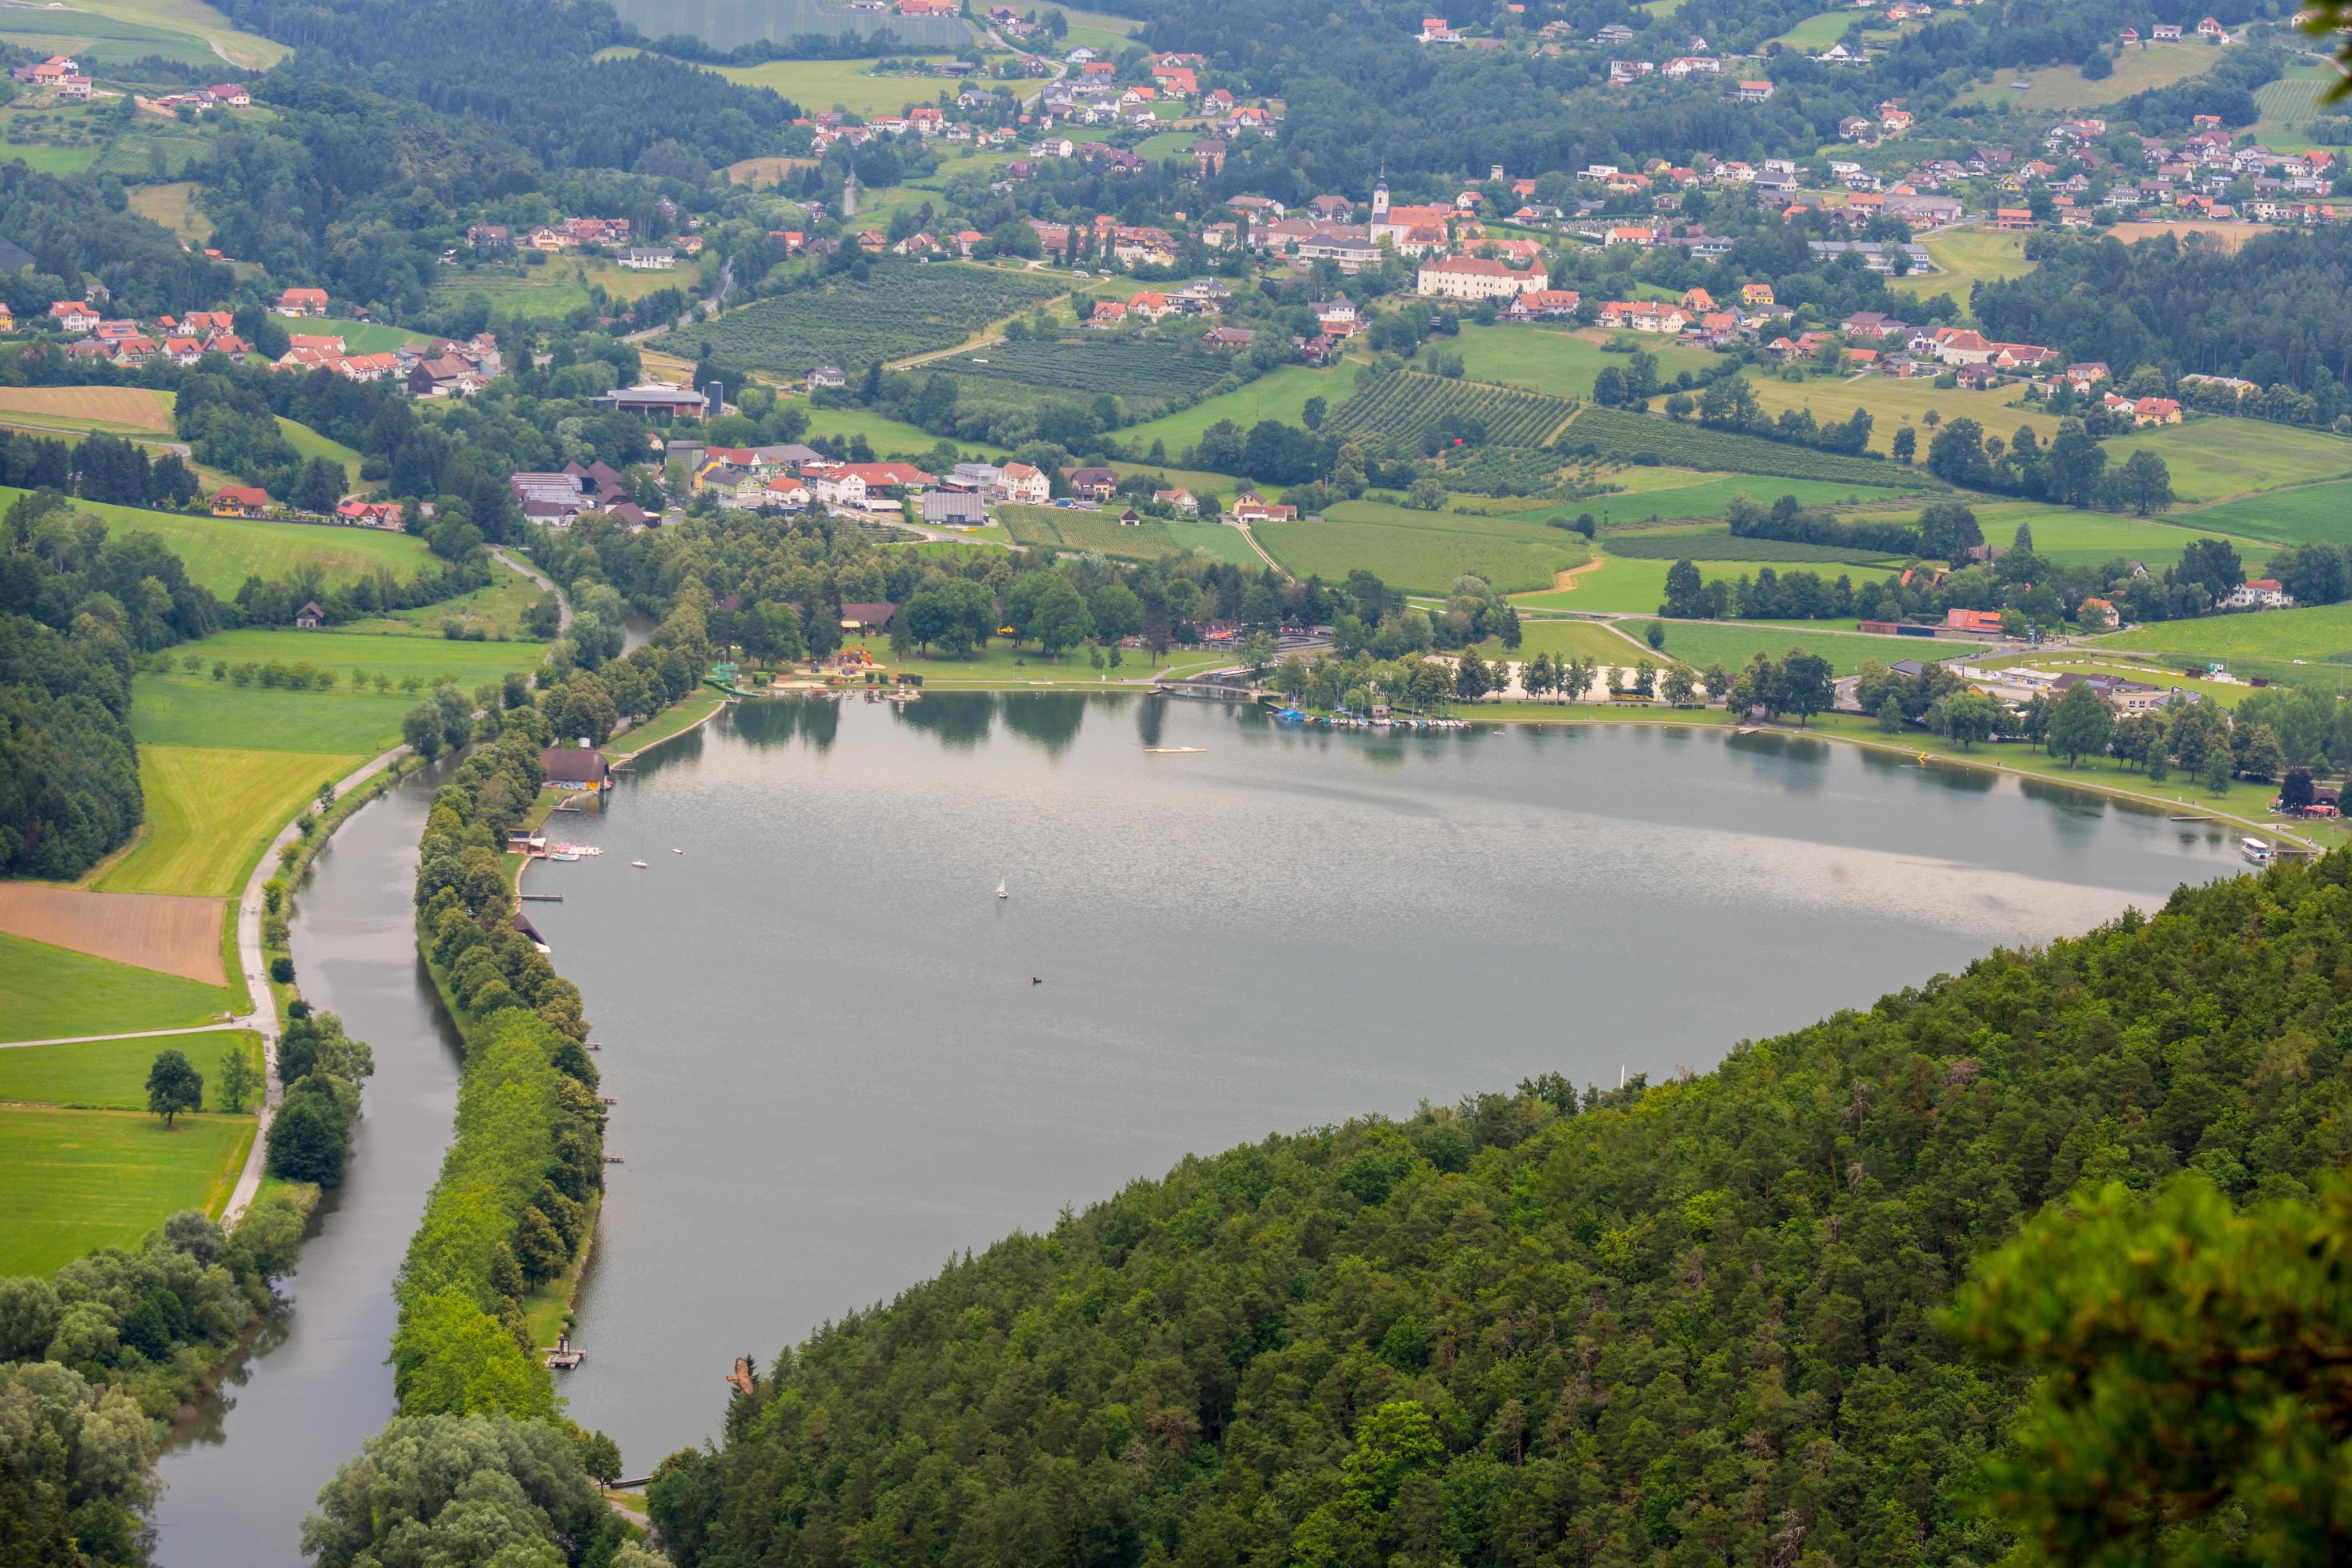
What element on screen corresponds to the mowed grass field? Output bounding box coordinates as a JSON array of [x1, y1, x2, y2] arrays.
[[998, 505, 1262, 567], [799, 402, 957, 458], [1450, 325, 1717, 402], [1769, 9, 1857, 50], [0, 1030, 261, 1110], [0, 1106, 253, 1275], [1888, 230, 2036, 310], [2176, 479, 2352, 546], [1256, 502, 1590, 594], [2105, 420, 2352, 505], [130, 674, 421, 753], [310, 316, 430, 354], [1473, 618, 1646, 666], [701, 55, 961, 115], [2089, 601, 2352, 672], [0, 933, 229, 1042], [184, 627, 550, 686], [1642, 622, 1981, 676], [1570, 473, 1913, 528], [1518, 551, 1896, 614], [0, 386, 174, 432], [0, 486, 431, 596], [94, 745, 361, 897], [277, 416, 366, 486], [1116, 362, 1363, 457], [1963, 41, 2237, 110]]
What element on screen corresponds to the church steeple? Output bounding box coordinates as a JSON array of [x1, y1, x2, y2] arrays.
[[1370, 166, 1389, 224]]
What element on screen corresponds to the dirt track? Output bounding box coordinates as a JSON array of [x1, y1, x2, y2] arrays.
[[0, 884, 227, 985]]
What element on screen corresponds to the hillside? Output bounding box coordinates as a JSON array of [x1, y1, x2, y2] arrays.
[[649, 856, 2352, 1566]]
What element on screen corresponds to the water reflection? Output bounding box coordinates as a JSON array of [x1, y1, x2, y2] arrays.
[[999, 693, 1087, 756]]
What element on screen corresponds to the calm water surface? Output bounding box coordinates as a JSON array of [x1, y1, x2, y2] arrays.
[[533, 694, 2242, 1470], [150, 766, 466, 1567]]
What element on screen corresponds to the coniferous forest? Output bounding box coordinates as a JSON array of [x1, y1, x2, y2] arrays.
[[649, 857, 2352, 1566]]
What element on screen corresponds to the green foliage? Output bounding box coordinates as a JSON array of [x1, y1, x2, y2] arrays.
[[658, 264, 1070, 375], [1326, 370, 1575, 453], [653, 858, 2352, 1567], [142, 1050, 202, 1128], [305, 1413, 624, 1567], [1953, 1176, 2352, 1564], [1604, 530, 1897, 563], [1566, 406, 1937, 490]]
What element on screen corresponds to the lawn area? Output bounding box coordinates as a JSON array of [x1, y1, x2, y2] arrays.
[[614, 690, 728, 758], [94, 745, 362, 897], [800, 402, 958, 458], [999, 504, 1262, 566], [1769, 8, 1854, 50], [0, 934, 230, 1043], [1962, 40, 2238, 110], [1050, 2, 1143, 54], [0, 1030, 261, 1110], [1860, 497, 2255, 570], [130, 672, 421, 753], [277, 416, 365, 486], [1643, 622, 1983, 676], [0, 141, 100, 174], [310, 316, 431, 354], [1514, 552, 1894, 614], [126, 179, 213, 246], [700, 57, 966, 116], [0, 1106, 254, 1276], [2087, 601, 2352, 678], [361, 570, 549, 639], [1450, 325, 1718, 402], [0, 386, 174, 433], [433, 255, 702, 319], [1571, 473, 1914, 528], [1116, 362, 1363, 457], [1731, 370, 2065, 458], [2175, 479, 2352, 547], [2105, 420, 2352, 505], [1888, 229, 2036, 310], [181, 627, 551, 686], [1473, 618, 1646, 666], [1256, 502, 1590, 594]]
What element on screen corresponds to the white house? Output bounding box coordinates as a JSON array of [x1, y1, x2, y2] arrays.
[[994, 462, 1050, 504], [618, 246, 676, 270], [1415, 255, 1546, 300]]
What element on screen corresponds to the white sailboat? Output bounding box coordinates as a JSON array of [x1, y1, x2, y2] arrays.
[[631, 828, 648, 870], [996, 876, 1008, 900]]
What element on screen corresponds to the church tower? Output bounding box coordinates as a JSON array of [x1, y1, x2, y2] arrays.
[[1370, 169, 1389, 226]]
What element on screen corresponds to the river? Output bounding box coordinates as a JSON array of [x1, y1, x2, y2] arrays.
[[519, 694, 2243, 1473], [150, 762, 466, 1567]]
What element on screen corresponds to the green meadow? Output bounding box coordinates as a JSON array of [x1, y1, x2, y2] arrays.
[[0, 934, 230, 1043], [0, 1106, 253, 1276]]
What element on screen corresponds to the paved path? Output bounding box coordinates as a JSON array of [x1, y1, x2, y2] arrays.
[[1, 1021, 253, 1050], [222, 549, 568, 1226]]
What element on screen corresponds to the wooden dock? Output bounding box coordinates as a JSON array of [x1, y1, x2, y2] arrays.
[[520, 892, 563, 902]]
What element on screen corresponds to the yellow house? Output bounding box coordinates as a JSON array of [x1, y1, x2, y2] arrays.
[[211, 486, 274, 518]]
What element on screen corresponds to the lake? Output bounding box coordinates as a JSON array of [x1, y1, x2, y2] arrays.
[[529, 694, 2243, 1471]]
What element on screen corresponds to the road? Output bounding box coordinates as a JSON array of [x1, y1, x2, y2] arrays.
[[222, 548, 571, 1226], [622, 255, 734, 344], [2, 1022, 250, 1050]]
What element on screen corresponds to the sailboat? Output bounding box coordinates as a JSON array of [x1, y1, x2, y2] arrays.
[[630, 828, 648, 870], [996, 876, 1008, 901]]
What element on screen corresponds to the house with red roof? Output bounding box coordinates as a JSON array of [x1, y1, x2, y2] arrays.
[[275, 286, 330, 316]]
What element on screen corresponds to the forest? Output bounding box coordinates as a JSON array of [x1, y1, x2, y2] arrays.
[[646, 855, 2352, 1566]]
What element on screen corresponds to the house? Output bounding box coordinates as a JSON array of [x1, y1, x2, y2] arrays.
[[617, 246, 675, 270], [1931, 326, 1997, 366], [1311, 297, 1359, 334], [1202, 325, 1258, 349], [1416, 255, 1545, 300], [1995, 207, 2035, 230], [2076, 596, 2119, 630], [2152, 22, 2182, 40], [1154, 488, 1198, 514], [995, 462, 1050, 504], [1229, 492, 1296, 522], [334, 499, 402, 528], [210, 486, 274, 518], [1729, 80, 1775, 103], [1065, 466, 1119, 501], [806, 365, 846, 392], [539, 746, 612, 791], [2224, 578, 2294, 610], [1946, 608, 2009, 635], [47, 301, 98, 333], [2196, 15, 2225, 38], [293, 600, 325, 630], [590, 384, 710, 421], [1881, 107, 1914, 133], [1741, 282, 1775, 306], [275, 286, 330, 316], [1602, 224, 1655, 246], [841, 602, 898, 632]]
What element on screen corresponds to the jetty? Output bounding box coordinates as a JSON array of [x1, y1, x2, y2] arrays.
[[546, 1333, 584, 1371], [520, 892, 563, 902]]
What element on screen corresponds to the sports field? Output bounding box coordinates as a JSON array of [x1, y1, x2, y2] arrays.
[[1255, 502, 1590, 594], [0, 931, 229, 1042], [0, 1030, 260, 1110], [0, 1106, 254, 1275], [1887, 230, 2036, 310], [94, 745, 361, 897]]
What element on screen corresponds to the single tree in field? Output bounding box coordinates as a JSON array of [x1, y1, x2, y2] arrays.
[[2047, 682, 2113, 768], [216, 1043, 258, 1115], [147, 1050, 202, 1128], [1877, 695, 1904, 734]]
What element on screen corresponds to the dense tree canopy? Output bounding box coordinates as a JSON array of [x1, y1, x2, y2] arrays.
[[650, 856, 2352, 1567]]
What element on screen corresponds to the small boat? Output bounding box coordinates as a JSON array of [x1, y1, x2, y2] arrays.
[[670, 847, 684, 854], [996, 877, 1008, 900], [549, 851, 579, 862], [630, 859, 649, 869], [2242, 837, 2273, 866], [1143, 746, 1206, 754]]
